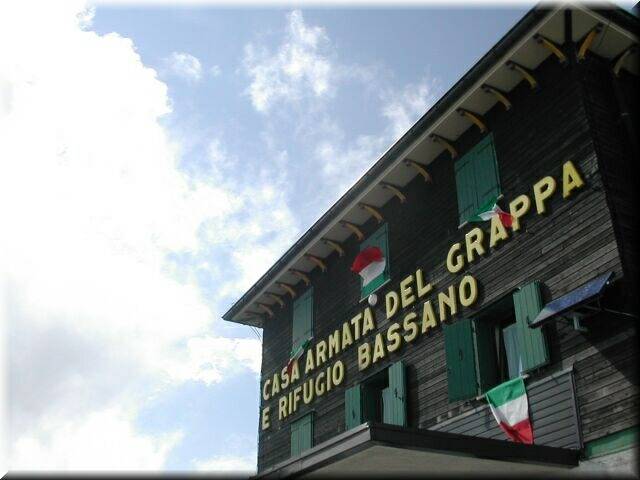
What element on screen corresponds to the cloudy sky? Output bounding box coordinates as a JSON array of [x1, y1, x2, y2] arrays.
[[8, 0, 632, 473]]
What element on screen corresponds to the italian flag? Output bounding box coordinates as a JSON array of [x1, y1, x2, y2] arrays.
[[485, 377, 534, 444], [351, 246, 386, 287], [468, 195, 513, 228], [286, 337, 312, 376]]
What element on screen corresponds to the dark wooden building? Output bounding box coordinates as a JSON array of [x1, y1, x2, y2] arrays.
[[223, 3, 639, 477]]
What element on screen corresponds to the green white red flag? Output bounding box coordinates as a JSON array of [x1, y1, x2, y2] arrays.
[[485, 377, 534, 444], [351, 246, 386, 287], [468, 195, 513, 228], [286, 337, 312, 376]]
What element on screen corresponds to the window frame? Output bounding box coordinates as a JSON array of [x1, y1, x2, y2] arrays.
[[292, 287, 314, 353]]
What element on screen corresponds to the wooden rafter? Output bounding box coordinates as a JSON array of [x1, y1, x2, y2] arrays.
[[359, 203, 383, 223], [339, 221, 365, 241], [404, 159, 432, 183], [481, 84, 512, 111], [457, 108, 488, 133], [257, 303, 275, 318], [613, 45, 637, 77], [321, 238, 345, 257], [380, 182, 407, 203], [276, 282, 296, 298], [265, 292, 285, 308], [304, 254, 327, 272], [534, 34, 567, 64], [577, 24, 603, 62], [430, 134, 458, 159], [506, 60, 538, 90], [289, 269, 311, 286]]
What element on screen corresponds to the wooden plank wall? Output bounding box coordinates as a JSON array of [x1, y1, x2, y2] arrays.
[[431, 368, 581, 449], [256, 51, 639, 472]]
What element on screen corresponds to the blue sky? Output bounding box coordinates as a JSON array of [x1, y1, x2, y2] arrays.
[[15, 0, 628, 473]]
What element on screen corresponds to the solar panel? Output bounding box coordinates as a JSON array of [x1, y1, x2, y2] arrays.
[[529, 271, 613, 328]]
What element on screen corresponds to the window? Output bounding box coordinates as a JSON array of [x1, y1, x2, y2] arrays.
[[443, 281, 549, 402], [292, 287, 313, 352], [454, 133, 501, 225], [290, 413, 313, 457], [359, 223, 390, 299], [344, 361, 406, 430]]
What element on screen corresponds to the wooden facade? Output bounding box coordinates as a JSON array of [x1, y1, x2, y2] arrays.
[[223, 6, 639, 475]]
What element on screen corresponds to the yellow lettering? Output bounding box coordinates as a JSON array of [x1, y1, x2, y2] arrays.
[[386, 323, 402, 353], [303, 379, 314, 404], [465, 228, 486, 263], [509, 194, 531, 232], [402, 312, 419, 343], [288, 391, 293, 415], [459, 275, 478, 307], [358, 342, 371, 371], [446, 242, 465, 273], [342, 321, 354, 349], [350, 313, 363, 340], [332, 360, 345, 386], [304, 349, 315, 374], [290, 360, 300, 384], [372, 333, 386, 363], [533, 176, 557, 214], [421, 300, 438, 334], [386, 290, 400, 319], [326, 365, 333, 392], [315, 372, 326, 397], [563, 160, 585, 198], [278, 396, 287, 420], [415, 269, 433, 298], [438, 285, 458, 322], [262, 378, 271, 401], [292, 386, 302, 413], [362, 307, 376, 336], [328, 329, 341, 359], [272, 372, 281, 396], [315, 340, 327, 368], [400, 274, 416, 308], [489, 214, 509, 248], [261, 406, 270, 430]]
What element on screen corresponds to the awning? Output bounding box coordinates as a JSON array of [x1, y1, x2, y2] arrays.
[[253, 422, 579, 478], [529, 271, 613, 329]]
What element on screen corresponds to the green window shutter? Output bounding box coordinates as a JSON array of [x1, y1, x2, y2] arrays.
[[345, 384, 363, 430], [384, 361, 407, 426], [455, 153, 477, 225], [455, 134, 501, 224], [472, 319, 499, 394], [513, 281, 549, 372], [292, 287, 314, 351], [473, 134, 501, 208], [443, 318, 478, 401], [290, 413, 313, 457], [360, 223, 390, 298]]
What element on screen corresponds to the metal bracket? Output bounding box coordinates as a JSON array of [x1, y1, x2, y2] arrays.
[[430, 134, 458, 159], [321, 238, 345, 257], [404, 159, 432, 183], [457, 108, 488, 133], [304, 254, 327, 272], [534, 34, 567, 64], [359, 203, 383, 223], [481, 84, 512, 111], [340, 220, 365, 241], [380, 182, 407, 203], [577, 23, 603, 62], [506, 60, 538, 90]]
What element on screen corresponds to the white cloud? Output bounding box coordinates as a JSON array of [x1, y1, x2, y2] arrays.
[[381, 76, 439, 140], [11, 407, 183, 471], [209, 65, 221, 77], [193, 453, 256, 473], [166, 52, 203, 82], [243, 10, 332, 112], [1, 0, 285, 470]]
